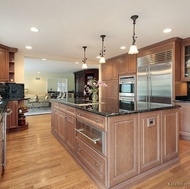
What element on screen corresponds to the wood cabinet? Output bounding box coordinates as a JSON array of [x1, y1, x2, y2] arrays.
[[139, 111, 161, 173], [51, 101, 180, 189], [0, 47, 8, 82], [161, 108, 179, 162], [101, 53, 137, 100], [51, 102, 76, 153], [6, 100, 28, 131], [74, 69, 99, 98], [0, 44, 17, 82], [175, 102, 190, 140], [181, 37, 190, 81], [76, 137, 107, 186], [108, 114, 138, 187]]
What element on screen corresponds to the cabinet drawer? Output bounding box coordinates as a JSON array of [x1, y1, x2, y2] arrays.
[[77, 109, 106, 130], [66, 106, 76, 117], [58, 103, 66, 112], [76, 138, 106, 185]]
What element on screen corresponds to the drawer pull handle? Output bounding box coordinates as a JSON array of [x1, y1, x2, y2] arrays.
[[75, 128, 100, 144]]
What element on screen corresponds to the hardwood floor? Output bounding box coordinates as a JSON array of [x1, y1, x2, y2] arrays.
[[1, 114, 190, 189], [0, 115, 98, 189]]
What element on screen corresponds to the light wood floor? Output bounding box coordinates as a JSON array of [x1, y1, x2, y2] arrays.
[[1, 114, 190, 189]]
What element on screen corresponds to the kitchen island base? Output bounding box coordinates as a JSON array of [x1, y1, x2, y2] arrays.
[[51, 100, 179, 189]]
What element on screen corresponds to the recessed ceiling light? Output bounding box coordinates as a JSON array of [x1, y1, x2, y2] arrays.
[[26, 46, 32, 49], [37, 71, 40, 74], [120, 46, 126, 50], [75, 62, 79, 64], [42, 58, 46, 60], [30, 27, 40, 32], [96, 56, 100, 59], [163, 28, 172, 33]]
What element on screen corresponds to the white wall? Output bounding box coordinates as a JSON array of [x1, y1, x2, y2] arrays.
[[24, 73, 74, 95]]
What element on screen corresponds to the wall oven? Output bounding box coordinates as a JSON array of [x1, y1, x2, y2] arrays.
[[119, 75, 136, 111], [119, 75, 136, 100], [75, 120, 105, 155]]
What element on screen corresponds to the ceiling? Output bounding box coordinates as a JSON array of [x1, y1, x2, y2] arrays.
[[0, 0, 189, 75]]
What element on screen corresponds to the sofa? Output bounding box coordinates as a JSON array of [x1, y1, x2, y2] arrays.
[[24, 93, 51, 108]]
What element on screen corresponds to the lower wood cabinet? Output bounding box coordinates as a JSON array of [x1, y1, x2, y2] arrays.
[[51, 101, 179, 189], [176, 102, 190, 140], [108, 114, 139, 187], [76, 137, 107, 186], [161, 108, 179, 162], [139, 111, 161, 173], [51, 102, 76, 153], [6, 100, 28, 131]]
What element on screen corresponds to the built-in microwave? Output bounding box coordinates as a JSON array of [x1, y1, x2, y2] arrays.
[[119, 75, 136, 100]]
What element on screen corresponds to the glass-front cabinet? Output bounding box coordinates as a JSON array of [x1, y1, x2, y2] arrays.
[[181, 38, 190, 81]]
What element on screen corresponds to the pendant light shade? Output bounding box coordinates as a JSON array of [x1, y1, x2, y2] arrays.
[[99, 35, 106, 63], [82, 46, 88, 69], [128, 15, 139, 54]]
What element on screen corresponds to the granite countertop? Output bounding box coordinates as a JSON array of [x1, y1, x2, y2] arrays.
[[51, 98, 180, 117]]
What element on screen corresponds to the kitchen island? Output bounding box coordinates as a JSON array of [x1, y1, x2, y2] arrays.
[[51, 98, 180, 189]]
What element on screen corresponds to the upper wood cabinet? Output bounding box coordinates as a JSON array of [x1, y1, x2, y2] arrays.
[[0, 47, 9, 82], [181, 37, 190, 81], [0, 44, 18, 82]]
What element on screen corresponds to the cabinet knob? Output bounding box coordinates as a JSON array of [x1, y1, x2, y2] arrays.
[[95, 119, 99, 123]]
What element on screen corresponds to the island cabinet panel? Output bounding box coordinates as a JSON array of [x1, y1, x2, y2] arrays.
[[161, 108, 179, 163], [58, 111, 67, 143], [76, 137, 107, 186], [51, 102, 76, 153], [176, 102, 190, 140], [107, 114, 138, 187], [66, 114, 76, 152], [139, 111, 161, 173]]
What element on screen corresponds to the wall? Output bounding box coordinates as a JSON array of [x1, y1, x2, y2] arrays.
[[15, 51, 24, 83], [24, 73, 74, 95], [14, 52, 75, 95]]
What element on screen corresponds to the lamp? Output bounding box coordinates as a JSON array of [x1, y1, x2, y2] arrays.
[[128, 15, 139, 54], [99, 35, 106, 63], [82, 46, 88, 69]]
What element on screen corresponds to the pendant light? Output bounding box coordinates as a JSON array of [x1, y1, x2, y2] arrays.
[[82, 46, 88, 69], [128, 15, 139, 54], [99, 35, 106, 63]]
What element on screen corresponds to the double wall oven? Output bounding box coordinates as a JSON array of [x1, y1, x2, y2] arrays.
[[119, 75, 136, 111]]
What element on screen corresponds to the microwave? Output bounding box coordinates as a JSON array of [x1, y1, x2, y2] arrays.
[[119, 75, 136, 99]]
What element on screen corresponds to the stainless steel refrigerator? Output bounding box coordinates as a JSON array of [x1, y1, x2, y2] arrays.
[[137, 50, 172, 109]]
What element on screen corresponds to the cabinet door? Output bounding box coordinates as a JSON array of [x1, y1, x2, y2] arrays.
[[139, 111, 161, 173], [66, 114, 76, 152], [108, 114, 138, 187], [118, 55, 126, 75], [161, 108, 179, 162], [58, 111, 67, 144], [126, 54, 137, 74], [0, 48, 9, 82], [181, 39, 190, 81], [101, 61, 112, 81], [51, 108, 59, 136], [7, 101, 18, 129], [177, 103, 190, 139]]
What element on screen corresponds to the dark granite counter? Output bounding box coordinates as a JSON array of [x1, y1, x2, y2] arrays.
[[51, 98, 180, 117]]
